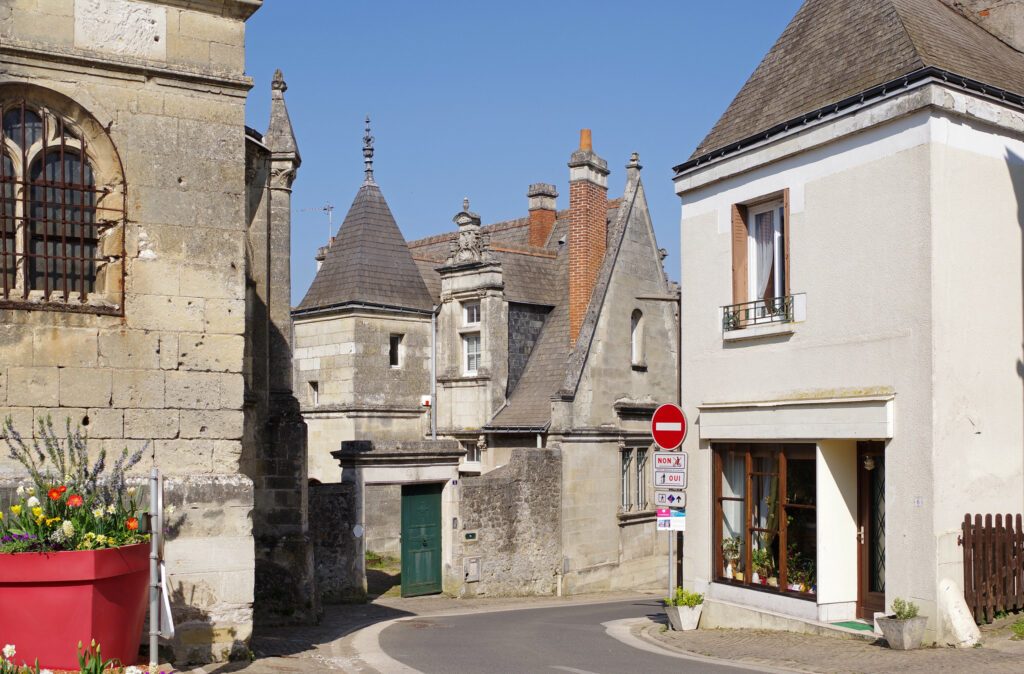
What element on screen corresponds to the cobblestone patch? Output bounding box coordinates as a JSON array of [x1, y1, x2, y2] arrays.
[[646, 622, 1024, 674]]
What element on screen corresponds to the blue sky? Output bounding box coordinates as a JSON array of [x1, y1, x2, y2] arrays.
[[244, 1, 803, 305]]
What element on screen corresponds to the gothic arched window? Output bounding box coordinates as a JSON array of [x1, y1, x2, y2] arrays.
[[0, 94, 124, 313]]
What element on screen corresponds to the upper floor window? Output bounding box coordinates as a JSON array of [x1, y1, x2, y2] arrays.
[[463, 332, 481, 375], [630, 309, 644, 367], [0, 94, 125, 314], [747, 201, 785, 304], [463, 301, 480, 326], [724, 191, 792, 331], [389, 333, 403, 368]]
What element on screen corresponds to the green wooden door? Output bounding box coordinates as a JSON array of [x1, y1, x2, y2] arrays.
[[401, 482, 443, 597]]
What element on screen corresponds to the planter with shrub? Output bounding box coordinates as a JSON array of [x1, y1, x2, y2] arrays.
[[877, 597, 928, 650], [664, 587, 704, 631]]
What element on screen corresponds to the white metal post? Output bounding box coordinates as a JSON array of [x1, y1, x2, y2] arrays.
[[149, 468, 159, 668]]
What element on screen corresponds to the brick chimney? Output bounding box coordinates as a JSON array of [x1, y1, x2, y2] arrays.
[[567, 129, 609, 344], [527, 183, 558, 247], [945, 0, 1024, 52]]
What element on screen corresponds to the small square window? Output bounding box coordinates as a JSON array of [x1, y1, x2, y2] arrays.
[[463, 332, 481, 375], [389, 334, 403, 368], [463, 301, 481, 326]]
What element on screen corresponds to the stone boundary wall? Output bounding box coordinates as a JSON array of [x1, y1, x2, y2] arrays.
[[309, 482, 363, 603], [455, 447, 561, 597]]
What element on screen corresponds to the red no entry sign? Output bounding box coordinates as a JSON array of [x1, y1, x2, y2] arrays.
[[652, 403, 687, 450]]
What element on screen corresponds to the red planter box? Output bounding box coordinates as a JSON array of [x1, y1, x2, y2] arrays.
[[0, 543, 149, 669]]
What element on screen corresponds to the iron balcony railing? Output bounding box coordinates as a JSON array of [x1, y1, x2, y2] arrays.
[[722, 295, 795, 332]]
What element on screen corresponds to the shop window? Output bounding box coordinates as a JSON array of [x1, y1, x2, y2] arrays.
[[714, 443, 816, 597]]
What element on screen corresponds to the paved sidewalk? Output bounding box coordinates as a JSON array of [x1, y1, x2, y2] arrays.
[[642, 614, 1024, 674], [188, 591, 658, 673]]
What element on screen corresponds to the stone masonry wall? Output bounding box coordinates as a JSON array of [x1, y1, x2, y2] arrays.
[[1, 0, 262, 664], [454, 448, 561, 597], [364, 483, 401, 557], [309, 482, 363, 603]]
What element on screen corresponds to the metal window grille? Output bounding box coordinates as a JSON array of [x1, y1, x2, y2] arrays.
[[620, 449, 632, 511], [636, 448, 648, 510], [0, 100, 124, 313]]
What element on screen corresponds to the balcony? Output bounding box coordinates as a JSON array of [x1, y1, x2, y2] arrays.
[[721, 294, 806, 341]]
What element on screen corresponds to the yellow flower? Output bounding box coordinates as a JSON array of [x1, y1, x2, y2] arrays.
[[0, 511, 4, 520], [31, 507, 42, 518], [10, 505, 21, 516]]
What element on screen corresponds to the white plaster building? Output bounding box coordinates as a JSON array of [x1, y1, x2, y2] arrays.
[[675, 0, 1024, 644]]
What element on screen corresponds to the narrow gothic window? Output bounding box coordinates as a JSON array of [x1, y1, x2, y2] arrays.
[[0, 95, 125, 312], [630, 309, 644, 366]]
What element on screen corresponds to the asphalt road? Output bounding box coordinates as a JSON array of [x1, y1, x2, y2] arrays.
[[377, 597, 761, 674]]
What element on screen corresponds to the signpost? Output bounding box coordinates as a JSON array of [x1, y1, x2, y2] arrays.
[[651, 403, 688, 600], [652, 403, 687, 450]]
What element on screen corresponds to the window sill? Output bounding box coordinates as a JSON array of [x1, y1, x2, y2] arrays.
[[723, 321, 795, 342], [617, 509, 656, 526], [0, 298, 122, 316], [459, 460, 482, 474]]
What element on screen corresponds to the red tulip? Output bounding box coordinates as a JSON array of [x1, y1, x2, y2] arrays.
[[67, 494, 84, 508], [126, 517, 139, 531]]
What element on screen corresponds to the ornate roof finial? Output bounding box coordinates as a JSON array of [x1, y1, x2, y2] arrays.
[[272, 69, 287, 95], [463, 196, 469, 212], [363, 115, 375, 184]]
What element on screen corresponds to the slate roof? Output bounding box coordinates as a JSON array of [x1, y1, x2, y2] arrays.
[[688, 0, 1024, 163], [295, 182, 434, 313]]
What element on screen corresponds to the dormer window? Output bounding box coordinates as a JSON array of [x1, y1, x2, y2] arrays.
[[463, 300, 480, 326]]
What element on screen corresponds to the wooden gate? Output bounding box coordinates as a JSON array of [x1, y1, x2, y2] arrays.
[[960, 513, 1024, 623]]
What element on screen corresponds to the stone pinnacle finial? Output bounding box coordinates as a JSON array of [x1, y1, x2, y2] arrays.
[[363, 115, 375, 183], [463, 197, 470, 212], [272, 69, 287, 95]]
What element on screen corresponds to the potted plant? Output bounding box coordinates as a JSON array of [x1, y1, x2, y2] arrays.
[[0, 417, 150, 669], [721, 536, 741, 578], [751, 547, 773, 585], [663, 586, 704, 631], [877, 597, 928, 650]]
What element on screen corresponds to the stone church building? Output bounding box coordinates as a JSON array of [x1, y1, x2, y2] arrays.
[[0, 0, 314, 664], [294, 129, 680, 596]]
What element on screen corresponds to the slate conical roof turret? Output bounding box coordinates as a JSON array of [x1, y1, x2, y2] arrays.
[[296, 119, 434, 313], [688, 0, 1024, 162]]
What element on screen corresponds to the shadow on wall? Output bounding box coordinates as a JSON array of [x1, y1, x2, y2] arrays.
[[167, 581, 248, 665], [1010, 149, 1024, 508]]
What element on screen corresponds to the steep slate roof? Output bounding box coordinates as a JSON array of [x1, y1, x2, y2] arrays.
[[689, 0, 1024, 162], [295, 182, 434, 313]]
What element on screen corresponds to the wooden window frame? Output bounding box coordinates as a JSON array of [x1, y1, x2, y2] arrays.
[[731, 189, 791, 306], [713, 442, 816, 598]]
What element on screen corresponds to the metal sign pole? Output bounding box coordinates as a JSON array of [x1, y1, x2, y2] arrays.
[[668, 528, 673, 599]]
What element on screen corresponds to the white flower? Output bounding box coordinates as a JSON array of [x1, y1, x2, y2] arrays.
[[26, 496, 39, 508], [3, 643, 16, 659], [26, 486, 34, 496], [40, 670, 53, 674], [15, 485, 25, 497], [63, 474, 72, 483], [124, 667, 144, 674], [92, 507, 105, 519], [165, 504, 176, 515], [62, 520, 74, 538], [127, 486, 137, 496], [106, 504, 116, 514]]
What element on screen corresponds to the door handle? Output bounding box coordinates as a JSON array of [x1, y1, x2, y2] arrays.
[[422, 538, 428, 548], [858, 525, 865, 544]]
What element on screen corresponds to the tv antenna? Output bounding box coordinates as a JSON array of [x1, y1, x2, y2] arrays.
[[302, 203, 335, 243]]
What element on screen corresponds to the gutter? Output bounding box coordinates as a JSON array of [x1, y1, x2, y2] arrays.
[[291, 300, 435, 318], [674, 66, 1024, 178]]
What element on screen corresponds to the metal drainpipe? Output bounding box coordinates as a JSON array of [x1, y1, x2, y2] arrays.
[[431, 305, 438, 440]]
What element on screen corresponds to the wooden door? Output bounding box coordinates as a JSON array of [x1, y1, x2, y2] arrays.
[[401, 482, 443, 597], [857, 441, 886, 619]]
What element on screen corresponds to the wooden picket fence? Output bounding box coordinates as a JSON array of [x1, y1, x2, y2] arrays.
[[960, 513, 1024, 623]]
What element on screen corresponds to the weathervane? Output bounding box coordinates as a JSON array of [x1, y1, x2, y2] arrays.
[[363, 115, 375, 183]]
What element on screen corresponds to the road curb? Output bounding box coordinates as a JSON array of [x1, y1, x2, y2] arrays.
[[627, 619, 802, 674]]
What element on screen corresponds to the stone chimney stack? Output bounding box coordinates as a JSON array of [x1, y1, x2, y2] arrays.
[[567, 129, 609, 344], [946, 0, 1024, 52], [527, 183, 558, 247]]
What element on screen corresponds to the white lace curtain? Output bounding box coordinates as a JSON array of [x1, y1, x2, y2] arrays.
[[755, 211, 774, 301]]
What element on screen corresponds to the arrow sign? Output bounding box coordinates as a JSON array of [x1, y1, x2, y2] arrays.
[[652, 403, 687, 450]]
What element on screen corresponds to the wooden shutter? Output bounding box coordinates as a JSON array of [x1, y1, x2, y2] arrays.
[[782, 188, 791, 296], [731, 204, 748, 305]]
